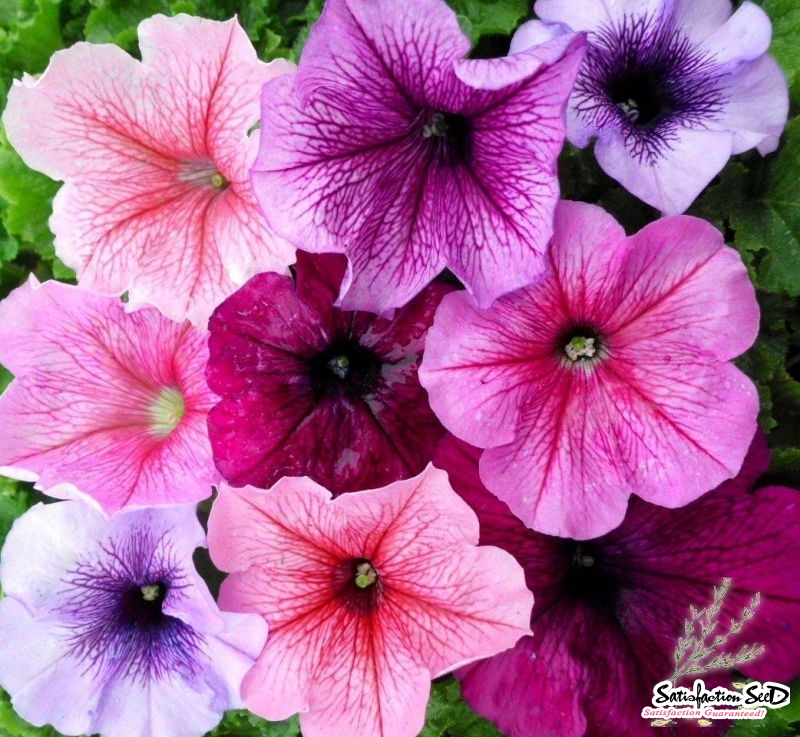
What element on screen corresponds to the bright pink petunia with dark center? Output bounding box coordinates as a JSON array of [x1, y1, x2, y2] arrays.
[[419, 200, 760, 538], [208, 466, 533, 737], [250, 0, 586, 313], [0, 278, 218, 514], [206, 252, 451, 495], [438, 435, 800, 737], [1, 14, 295, 325]]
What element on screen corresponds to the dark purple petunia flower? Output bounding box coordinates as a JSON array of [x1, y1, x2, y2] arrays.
[[206, 252, 451, 494], [436, 435, 800, 737], [0, 501, 266, 737], [513, 0, 788, 214], [250, 0, 586, 313]]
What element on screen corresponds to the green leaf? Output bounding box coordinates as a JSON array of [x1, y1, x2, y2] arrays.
[[726, 676, 800, 737], [420, 677, 503, 737], [0, 132, 57, 249], [759, 0, 800, 106], [207, 710, 300, 737], [727, 117, 800, 295], [445, 0, 529, 42]]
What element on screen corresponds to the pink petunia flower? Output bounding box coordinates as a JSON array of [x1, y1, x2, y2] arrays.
[[0, 501, 267, 737], [0, 278, 218, 514], [1, 14, 295, 325], [512, 0, 789, 214], [437, 435, 800, 737], [419, 200, 760, 538], [208, 466, 533, 737], [250, 0, 586, 313], [206, 252, 451, 495]]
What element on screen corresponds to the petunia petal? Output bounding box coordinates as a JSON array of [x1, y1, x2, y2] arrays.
[[593, 126, 734, 215]]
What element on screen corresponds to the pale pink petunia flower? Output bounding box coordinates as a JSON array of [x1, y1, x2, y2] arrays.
[[0, 278, 219, 514], [419, 200, 760, 539], [1, 14, 295, 325], [208, 466, 533, 737]]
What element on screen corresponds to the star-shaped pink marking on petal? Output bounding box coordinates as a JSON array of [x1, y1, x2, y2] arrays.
[[2, 14, 295, 325], [208, 466, 533, 737], [0, 278, 218, 514]]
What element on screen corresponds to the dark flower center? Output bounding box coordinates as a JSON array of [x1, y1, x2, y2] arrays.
[[119, 582, 169, 630], [557, 324, 607, 368], [420, 110, 473, 165], [562, 542, 620, 616], [308, 339, 382, 398], [60, 530, 203, 683], [607, 73, 664, 127], [573, 12, 727, 163], [334, 557, 383, 614]]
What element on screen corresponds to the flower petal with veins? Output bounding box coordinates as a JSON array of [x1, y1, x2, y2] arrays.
[[420, 201, 760, 538], [2, 14, 295, 325], [252, 0, 586, 312], [208, 466, 532, 737], [0, 278, 218, 514]]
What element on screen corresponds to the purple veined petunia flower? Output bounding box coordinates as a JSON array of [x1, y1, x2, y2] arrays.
[[1, 14, 296, 325], [419, 200, 760, 539], [206, 251, 451, 495], [250, 0, 586, 313], [0, 278, 219, 514], [436, 435, 800, 737], [0, 500, 267, 737], [208, 466, 533, 737], [512, 0, 789, 214]]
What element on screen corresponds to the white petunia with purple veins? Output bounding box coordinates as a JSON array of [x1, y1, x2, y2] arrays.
[[0, 501, 267, 737], [513, 0, 789, 214]]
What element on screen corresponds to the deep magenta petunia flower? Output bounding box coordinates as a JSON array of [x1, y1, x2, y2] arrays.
[[419, 200, 759, 538], [2, 14, 295, 325], [512, 0, 789, 214], [0, 501, 267, 737], [250, 0, 586, 313], [206, 252, 450, 495], [0, 278, 218, 514], [208, 466, 533, 737], [436, 435, 800, 737]]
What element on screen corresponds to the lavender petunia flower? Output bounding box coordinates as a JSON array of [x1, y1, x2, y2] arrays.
[[513, 0, 789, 214], [438, 435, 800, 737], [251, 0, 586, 313], [0, 501, 267, 737], [206, 252, 451, 494]]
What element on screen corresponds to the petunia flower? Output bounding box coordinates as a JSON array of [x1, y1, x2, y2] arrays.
[[1, 14, 295, 325], [436, 435, 800, 737], [207, 466, 533, 737], [419, 200, 759, 538], [512, 0, 789, 214], [0, 278, 218, 514], [0, 500, 267, 737], [250, 0, 586, 313], [206, 251, 451, 495]]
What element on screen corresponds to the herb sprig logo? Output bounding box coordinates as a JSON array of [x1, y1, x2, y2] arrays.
[[671, 577, 764, 685]]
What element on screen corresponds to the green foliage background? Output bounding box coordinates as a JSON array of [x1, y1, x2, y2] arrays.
[[0, 0, 797, 735]]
